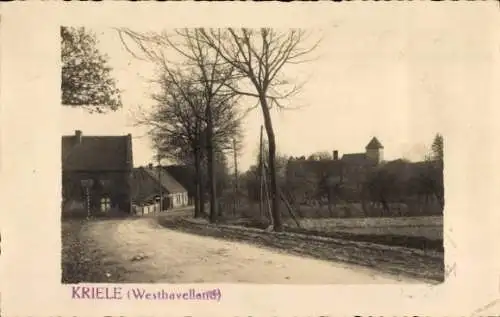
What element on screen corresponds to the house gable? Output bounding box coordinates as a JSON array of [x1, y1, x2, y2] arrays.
[[163, 165, 197, 198], [62, 131, 133, 172], [61, 131, 134, 214]]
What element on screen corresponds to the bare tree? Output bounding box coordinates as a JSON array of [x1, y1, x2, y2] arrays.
[[197, 28, 320, 231], [118, 28, 243, 223], [140, 70, 206, 217], [136, 68, 243, 219]]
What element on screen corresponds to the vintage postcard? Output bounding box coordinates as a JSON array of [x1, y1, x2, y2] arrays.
[[1, 2, 499, 316]]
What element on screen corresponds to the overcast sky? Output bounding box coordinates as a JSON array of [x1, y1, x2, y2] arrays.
[[61, 20, 449, 171]]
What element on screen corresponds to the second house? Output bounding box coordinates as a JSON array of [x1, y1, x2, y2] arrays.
[[131, 164, 189, 215]]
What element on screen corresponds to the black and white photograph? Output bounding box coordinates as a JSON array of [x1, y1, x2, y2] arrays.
[[60, 24, 447, 285], [2, 1, 500, 316]]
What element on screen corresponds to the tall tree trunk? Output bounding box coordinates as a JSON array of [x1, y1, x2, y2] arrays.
[[207, 105, 218, 223], [198, 128, 206, 217], [327, 189, 333, 216], [199, 159, 206, 216], [193, 145, 202, 218], [233, 138, 239, 215], [380, 195, 390, 216], [260, 96, 283, 231], [361, 185, 369, 217], [258, 126, 264, 218]]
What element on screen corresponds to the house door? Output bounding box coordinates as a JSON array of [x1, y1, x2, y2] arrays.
[[162, 196, 168, 211]]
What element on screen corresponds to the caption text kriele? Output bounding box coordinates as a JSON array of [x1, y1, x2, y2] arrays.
[[71, 285, 222, 301]]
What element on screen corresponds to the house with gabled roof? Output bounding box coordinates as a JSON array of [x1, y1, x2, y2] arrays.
[[130, 167, 163, 214], [163, 165, 196, 204], [61, 130, 133, 216], [131, 164, 189, 213]]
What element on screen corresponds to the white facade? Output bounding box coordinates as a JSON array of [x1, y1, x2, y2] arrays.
[[169, 192, 189, 208], [133, 202, 161, 215]]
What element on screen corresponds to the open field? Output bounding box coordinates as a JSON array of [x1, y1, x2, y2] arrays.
[[294, 215, 443, 228], [217, 209, 443, 251], [291, 216, 443, 240]]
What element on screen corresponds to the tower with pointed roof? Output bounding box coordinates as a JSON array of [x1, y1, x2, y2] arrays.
[[365, 137, 384, 164]]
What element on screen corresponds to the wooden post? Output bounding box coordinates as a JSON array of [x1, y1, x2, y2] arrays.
[[263, 163, 300, 228], [262, 168, 273, 226], [81, 179, 94, 219], [279, 189, 301, 228], [233, 138, 238, 216], [258, 127, 273, 227], [157, 154, 163, 213], [259, 126, 264, 217], [86, 187, 90, 219]]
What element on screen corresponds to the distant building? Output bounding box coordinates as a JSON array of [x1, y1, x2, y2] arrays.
[[131, 167, 165, 215], [61, 130, 133, 216], [163, 165, 197, 205], [365, 137, 384, 163], [286, 137, 385, 194], [341, 137, 384, 165], [131, 165, 189, 213], [286, 137, 444, 211]]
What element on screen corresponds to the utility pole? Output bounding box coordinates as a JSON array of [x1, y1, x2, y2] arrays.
[[259, 129, 272, 226], [81, 179, 93, 219], [233, 138, 238, 215], [233, 138, 239, 191], [262, 162, 272, 226], [157, 153, 163, 213], [259, 125, 264, 217], [86, 187, 91, 219]]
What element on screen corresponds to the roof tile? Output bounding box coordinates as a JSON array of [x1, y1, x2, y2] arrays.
[[62, 133, 132, 171], [143, 166, 187, 194]]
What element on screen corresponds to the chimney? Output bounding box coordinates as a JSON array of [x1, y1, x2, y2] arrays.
[[148, 163, 153, 169], [75, 130, 82, 143], [333, 150, 339, 160]]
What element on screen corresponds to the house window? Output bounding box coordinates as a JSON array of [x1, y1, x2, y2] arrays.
[[100, 197, 111, 212]]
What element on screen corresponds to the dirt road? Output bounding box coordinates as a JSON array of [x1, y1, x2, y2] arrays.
[[63, 217, 425, 284]]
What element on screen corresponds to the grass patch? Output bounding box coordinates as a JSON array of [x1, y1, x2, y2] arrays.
[[61, 219, 131, 283]]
